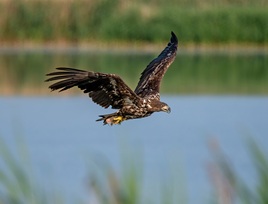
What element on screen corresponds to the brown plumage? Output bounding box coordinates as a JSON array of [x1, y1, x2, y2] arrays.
[[45, 31, 178, 125]]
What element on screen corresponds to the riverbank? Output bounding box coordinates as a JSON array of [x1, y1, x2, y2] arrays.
[[1, 41, 267, 55], [0, 0, 267, 44]]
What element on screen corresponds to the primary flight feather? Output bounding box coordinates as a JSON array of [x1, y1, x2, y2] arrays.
[[45, 31, 178, 125]]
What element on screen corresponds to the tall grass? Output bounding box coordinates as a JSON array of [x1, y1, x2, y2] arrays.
[[0, 0, 267, 44], [87, 139, 268, 204], [88, 150, 143, 204], [208, 139, 268, 204], [1, 135, 267, 204], [87, 142, 187, 204], [0, 137, 64, 204]]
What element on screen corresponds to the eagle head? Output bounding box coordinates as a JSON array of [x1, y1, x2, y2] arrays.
[[160, 102, 171, 113], [149, 100, 171, 113]]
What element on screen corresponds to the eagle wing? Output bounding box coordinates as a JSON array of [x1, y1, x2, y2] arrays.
[[134, 31, 178, 99], [45, 67, 141, 109]]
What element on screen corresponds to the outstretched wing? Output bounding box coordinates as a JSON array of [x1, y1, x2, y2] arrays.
[[45, 67, 141, 109], [134, 31, 178, 99]]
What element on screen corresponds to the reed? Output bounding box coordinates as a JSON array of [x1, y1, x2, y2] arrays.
[[0, 0, 267, 44], [0, 135, 267, 203], [208, 139, 268, 204], [0, 137, 64, 204]]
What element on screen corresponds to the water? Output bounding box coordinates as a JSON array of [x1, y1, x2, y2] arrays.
[[0, 50, 268, 203], [1, 96, 267, 203]]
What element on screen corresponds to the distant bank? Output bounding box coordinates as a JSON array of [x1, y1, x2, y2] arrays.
[[0, 0, 267, 45]]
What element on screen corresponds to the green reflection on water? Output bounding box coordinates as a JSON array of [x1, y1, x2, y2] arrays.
[[0, 51, 267, 95]]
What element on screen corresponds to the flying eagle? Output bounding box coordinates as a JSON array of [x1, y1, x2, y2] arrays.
[[45, 31, 178, 125]]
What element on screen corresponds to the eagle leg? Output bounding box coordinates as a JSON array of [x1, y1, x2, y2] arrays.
[[96, 113, 126, 125]]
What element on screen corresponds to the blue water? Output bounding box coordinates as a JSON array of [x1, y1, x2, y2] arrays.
[[0, 96, 268, 203]]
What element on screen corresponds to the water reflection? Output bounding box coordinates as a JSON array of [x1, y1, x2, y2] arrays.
[[0, 51, 267, 95]]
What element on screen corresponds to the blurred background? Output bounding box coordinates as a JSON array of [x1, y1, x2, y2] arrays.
[[0, 0, 268, 203]]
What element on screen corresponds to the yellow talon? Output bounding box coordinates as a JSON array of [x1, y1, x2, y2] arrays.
[[112, 116, 124, 124], [104, 116, 125, 125]]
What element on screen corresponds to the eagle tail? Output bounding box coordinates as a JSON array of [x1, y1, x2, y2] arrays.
[[96, 113, 126, 125], [45, 67, 89, 92]]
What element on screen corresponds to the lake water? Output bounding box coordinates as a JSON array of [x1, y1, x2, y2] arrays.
[[0, 50, 268, 203], [1, 96, 268, 203]]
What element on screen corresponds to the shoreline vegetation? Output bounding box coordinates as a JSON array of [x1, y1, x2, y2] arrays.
[[0, 135, 268, 204], [0, 0, 267, 46], [1, 42, 268, 54]]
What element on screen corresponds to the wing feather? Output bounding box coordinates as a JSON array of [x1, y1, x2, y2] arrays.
[[134, 31, 178, 99], [45, 67, 140, 109]]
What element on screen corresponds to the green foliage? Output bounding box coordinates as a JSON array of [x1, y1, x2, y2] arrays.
[[88, 150, 143, 204], [0, 136, 68, 204], [87, 142, 186, 204], [1, 135, 268, 204], [209, 139, 268, 204], [0, 0, 267, 44], [0, 137, 45, 204], [248, 141, 268, 204]]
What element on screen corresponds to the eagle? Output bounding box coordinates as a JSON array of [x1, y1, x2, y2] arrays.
[[45, 31, 178, 125]]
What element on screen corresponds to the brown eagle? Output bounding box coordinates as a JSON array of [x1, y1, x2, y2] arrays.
[[45, 31, 178, 125]]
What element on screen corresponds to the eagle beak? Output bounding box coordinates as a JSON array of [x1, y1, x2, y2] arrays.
[[166, 107, 171, 113]]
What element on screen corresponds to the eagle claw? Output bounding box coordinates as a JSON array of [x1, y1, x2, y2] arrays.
[[105, 116, 125, 125]]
